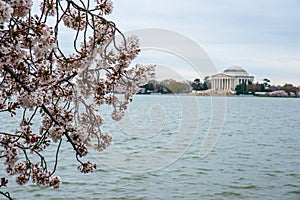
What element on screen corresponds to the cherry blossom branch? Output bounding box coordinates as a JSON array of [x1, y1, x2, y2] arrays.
[[3, 65, 33, 92], [0, 1, 155, 197], [50, 139, 62, 176], [0, 191, 12, 200], [3, 65, 80, 158]]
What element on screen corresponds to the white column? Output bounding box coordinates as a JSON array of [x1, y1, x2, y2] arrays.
[[222, 78, 225, 90], [233, 79, 235, 89], [228, 79, 230, 90], [215, 79, 217, 89], [226, 79, 229, 90], [214, 79, 216, 89], [221, 78, 223, 90]]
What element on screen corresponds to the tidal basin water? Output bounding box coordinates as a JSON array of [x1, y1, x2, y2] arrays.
[[1, 95, 300, 199]]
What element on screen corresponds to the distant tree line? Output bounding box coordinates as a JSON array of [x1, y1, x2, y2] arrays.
[[235, 78, 300, 97], [139, 77, 212, 94], [140, 79, 191, 94]]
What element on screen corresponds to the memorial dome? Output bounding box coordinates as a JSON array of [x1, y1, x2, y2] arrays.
[[223, 66, 249, 76]]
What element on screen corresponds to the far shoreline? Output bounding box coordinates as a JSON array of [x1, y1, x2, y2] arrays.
[[136, 92, 300, 99]]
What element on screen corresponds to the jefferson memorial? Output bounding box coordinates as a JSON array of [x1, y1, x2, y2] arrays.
[[210, 66, 254, 91]]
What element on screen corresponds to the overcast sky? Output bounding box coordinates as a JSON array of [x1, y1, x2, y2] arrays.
[[107, 0, 300, 85]]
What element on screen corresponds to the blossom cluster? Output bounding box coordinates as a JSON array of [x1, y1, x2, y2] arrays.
[[0, 136, 60, 189], [6, 0, 32, 17], [63, 9, 87, 31], [77, 161, 97, 174], [0, 0, 155, 195], [0, 0, 13, 23], [40, 0, 57, 16], [98, 132, 112, 151], [95, 0, 113, 15]]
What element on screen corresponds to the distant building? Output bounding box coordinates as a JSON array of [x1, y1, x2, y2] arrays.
[[209, 66, 254, 91]]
